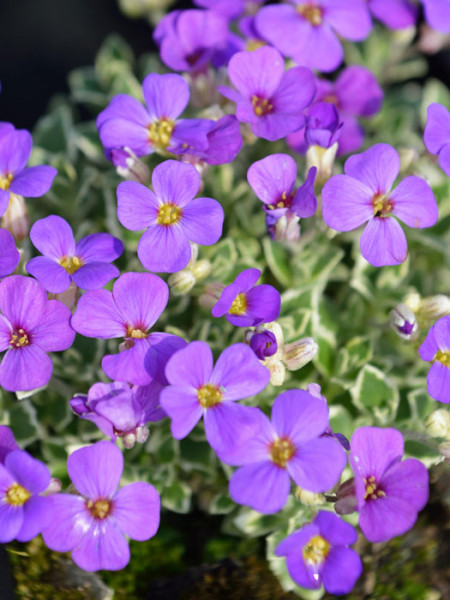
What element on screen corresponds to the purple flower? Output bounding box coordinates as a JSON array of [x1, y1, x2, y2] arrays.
[[71, 272, 186, 386], [186, 115, 243, 165], [117, 160, 223, 273], [247, 328, 278, 360], [0, 228, 19, 277], [211, 268, 281, 327], [422, 0, 450, 33], [304, 102, 343, 148], [349, 427, 429, 542], [225, 390, 347, 514], [0, 425, 19, 463], [419, 315, 450, 404], [97, 73, 213, 159], [218, 46, 316, 141], [0, 126, 57, 217], [160, 341, 269, 455], [0, 275, 75, 391], [322, 143, 439, 267], [368, 0, 418, 29], [42, 441, 160, 572], [255, 1, 372, 73], [247, 154, 317, 240], [0, 450, 52, 542], [424, 103, 450, 177], [26, 215, 123, 293], [71, 380, 165, 448], [275, 511, 362, 595], [193, 0, 264, 20]]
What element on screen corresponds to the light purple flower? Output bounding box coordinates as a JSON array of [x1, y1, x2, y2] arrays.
[[42, 441, 160, 572], [322, 143, 439, 267], [422, 0, 450, 33], [186, 115, 243, 165], [368, 0, 418, 29], [419, 315, 450, 404], [275, 511, 362, 595], [0, 426, 19, 464], [117, 160, 224, 273], [26, 215, 123, 293], [424, 103, 450, 177], [211, 268, 281, 327], [0, 449, 52, 542], [255, 0, 372, 73], [0, 228, 19, 277], [194, 0, 264, 20], [225, 390, 347, 514], [304, 102, 343, 148], [160, 341, 269, 455], [0, 126, 57, 217], [349, 427, 429, 542], [0, 275, 75, 391], [71, 272, 186, 386], [218, 46, 316, 141], [71, 380, 165, 448]]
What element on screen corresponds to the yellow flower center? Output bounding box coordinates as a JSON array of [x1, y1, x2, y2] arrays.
[[251, 96, 274, 117], [267, 191, 292, 210], [245, 39, 265, 52], [86, 498, 112, 520], [5, 483, 32, 506], [364, 475, 386, 501], [435, 349, 450, 367], [229, 293, 247, 315], [372, 193, 392, 217], [126, 325, 148, 339], [157, 203, 182, 226], [59, 255, 83, 274], [148, 118, 175, 151], [10, 329, 30, 349], [322, 93, 339, 107], [197, 383, 223, 408], [297, 4, 323, 26], [269, 436, 295, 468], [0, 173, 13, 191], [302, 535, 330, 565]]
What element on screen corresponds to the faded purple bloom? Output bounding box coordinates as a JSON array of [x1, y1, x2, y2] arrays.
[[72, 272, 186, 386], [0, 450, 52, 542], [26, 215, 123, 293], [0, 275, 75, 391], [0, 228, 19, 277], [248, 154, 317, 241], [0, 425, 19, 464], [71, 380, 165, 448], [248, 329, 278, 360], [419, 315, 450, 404], [349, 427, 429, 542], [225, 390, 347, 514], [424, 103, 450, 176], [304, 102, 343, 148], [275, 511, 362, 595], [422, 0, 450, 33], [255, 0, 372, 73], [322, 143, 439, 267], [117, 160, 223, 273], [0, 126, 57, 217], [160, 341, 269, 455], [368, 0, 417, 29], [212, 268, 281, 327], [42, 441, 160, 572], [218, 46, 316, 141]]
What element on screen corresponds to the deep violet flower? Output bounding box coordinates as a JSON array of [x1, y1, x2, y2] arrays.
[[0, 126, 57, 217], [0, 228, 19, 277], [0, 275, 75, 391], [322, 143, 439, 267], [422, 0, 450, 33], [349, 427, 429, 542], [160, 341, 269, 455], [117, 160, 224, 273], [71, 380, 165, 448], [0, 450, 52, 543], [275, 511, 362, 595], [26, 215, 123, 293], [418, 315, 450, 404], [211, 268, 281, 327], [247, 154, 317, 241], [218, 46, 316, 141], [71, 272, 186, 386], [247, 328, 278, 360], [225, 390, 347, 514], [424, 103, 450, 177], [185, 115, 243, 165], [255, 0, 372, 73], [42, 441, 160, 572], [368, 0, 418, 29], [0, 425, 19, 463]]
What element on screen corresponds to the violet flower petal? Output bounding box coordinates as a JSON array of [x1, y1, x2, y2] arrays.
[[229, 461, 290, 514], [67, 441, 123, 499], [360, 217, 408, 267], [390, 176, 438, 229], [113, 481, 160, 541]]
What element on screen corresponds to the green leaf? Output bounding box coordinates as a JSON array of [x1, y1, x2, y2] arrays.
[[162, 481, 192, 514], [9, 400, 43, 447], [352, 364, 399, 423], [263, 238, 292, 287]]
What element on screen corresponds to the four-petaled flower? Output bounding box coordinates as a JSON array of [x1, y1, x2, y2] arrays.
[[424, 103, 450, 177], [419, 315, 450, 404]]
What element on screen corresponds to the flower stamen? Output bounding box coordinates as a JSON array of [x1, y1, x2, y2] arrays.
[[269, 436, 295, 468], [229, 293, 247, 315], [302, 535, 330, 565], [296, 4, 323, 26], [197, 383, 223, 408], [5, 483, 32, 506], [10, 328, 30, 348], [363, 475, 386, 501], [148, 118, 175, 151], [251, 96, 274, 117], [157, 203, 182, 226]]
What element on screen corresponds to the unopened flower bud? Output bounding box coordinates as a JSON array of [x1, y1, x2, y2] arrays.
[[439, 441, 450, 463], [42, 477, 62, 496], [294, 487, 325, 506], [283, 337, 318, 370], [334, 478, 357, 515], [425, 409, 450, 438], [421, 295, 450, 321], [70, 394, 89, 416], [248, 329, 278, 360], [199, 282, 226, 309], [1, 193, 29, 242], [168, 270, 196, 296], [271, 214, 301, 242], [306, 142, 338, 185], [122, 425, 150, 449], [113, 147, 149, 184], [389, 303, 418, 341], [306, 383, 325, 400], [191, 259, 212, 281], [403, 291, 422, 314], [49, 281, 79, 311], [265, 356, 286, 386]]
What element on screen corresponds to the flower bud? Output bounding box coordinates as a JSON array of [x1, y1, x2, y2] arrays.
[[113, 147, 149, 184], [271, 214, 301, 242], [49, 281, 79, 311], [199, 282, 226, 309], [389, 303, 418, 341], [191, 259, 212, 281], [1, 193, 29, 242], [421, 295, 450, 321], [265, 356, 286, 386], [425, 409, 450, 438], [283, 337, 318, 371], [403, 291, 422, 313], [248, 329, 278, 360], [42, 478, 62, 496], [334, 478, 357, 515], [122, 425, 150, 449], [69, 394, 89, 416], [294, 487, 326, 506], [306, 142, 338, 185], [168, 270, 196, 296]]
